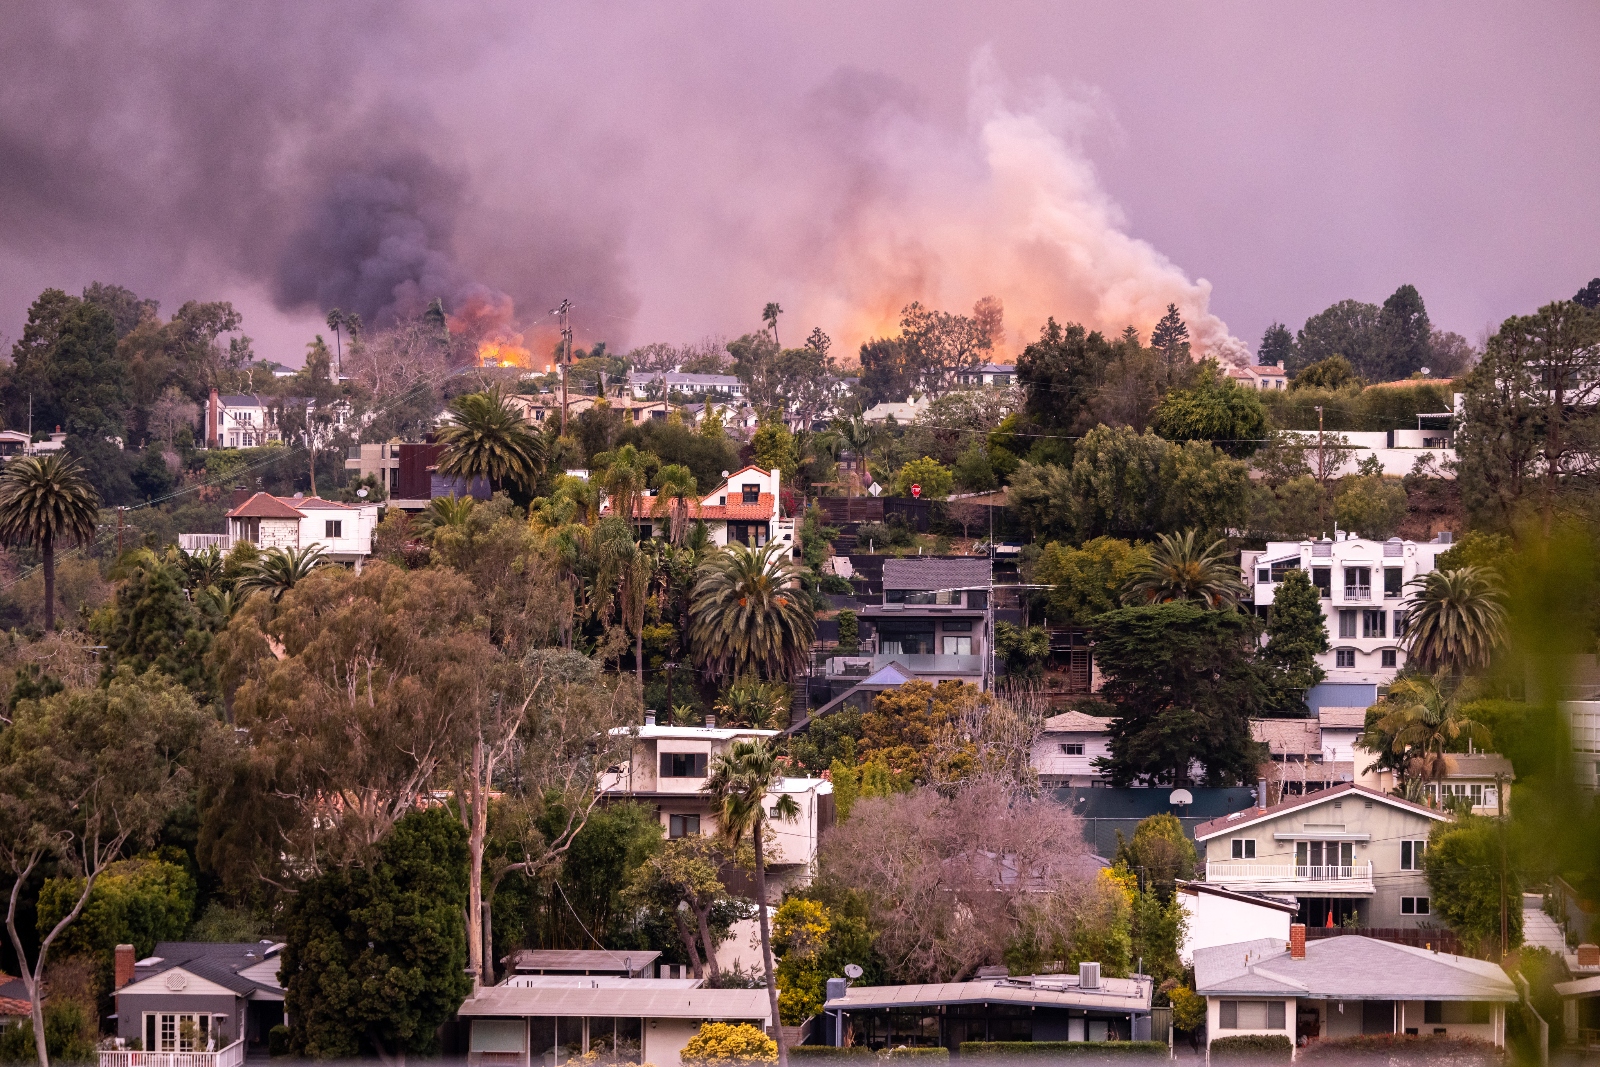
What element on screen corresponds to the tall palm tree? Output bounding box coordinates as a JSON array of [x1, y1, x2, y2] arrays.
[[1402, 566, 1506, 677], [0, 454, 101, 630], [1121, 529, 1242, 609], [832, 415, 883, 495], [238, 545, 328, 601], [652, 464, 699, 545], [688, 541, 814, 682], [1370, 674, 1491, 792], [762, 302, 783, 347], [596, 444, 652, 528], [705, 738, 799, 1067], [436, 387, 546, 495]]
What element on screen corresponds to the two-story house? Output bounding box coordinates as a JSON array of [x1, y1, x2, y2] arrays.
[[1032, 711, 1113, 789], [599, 716, 833, 891], [852, 557, 992, 689], [613, 465, 794, 552], [222, 492, 379, 563], [953, 362, 1017, 388], [1195, 783, 1453, 929], [1243, 534, 1450, 712]]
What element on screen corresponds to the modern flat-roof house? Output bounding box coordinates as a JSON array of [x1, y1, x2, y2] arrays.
[[1277, 429, 1455, 478], [459, 979, 771, 1067], [1243, 534, 1450, 709], [1031, 711, 1112, 789], [1195, 927, 1516, 1054], [850, 557, 992, 689], [108, 941, 284, 1060], [611, 465, 795, 553], [598, 721, 833, 891], [1194, 783, 1453, 929], [502, 950, 660, 979], [821, 965, 1154, 1050]]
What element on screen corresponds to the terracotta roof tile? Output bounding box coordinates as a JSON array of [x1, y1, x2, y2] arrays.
[[226, 492, 304, 519]]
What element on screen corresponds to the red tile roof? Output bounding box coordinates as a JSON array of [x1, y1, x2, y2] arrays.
[[227, 492, 304, 519], [618, 494, 776, 522]]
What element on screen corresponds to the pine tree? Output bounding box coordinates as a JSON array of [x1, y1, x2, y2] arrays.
[[1149, 304, 1191, 379], [1261, 569, 1328, 715], [1257, 322, 1294, 367]]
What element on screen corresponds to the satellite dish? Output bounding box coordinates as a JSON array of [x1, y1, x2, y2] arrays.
[[357, 488, 369, 498], [721, 470, 730, 478], [844, 964, 863, 979], [1419, 366, 1431, 376], [1169, 788, 1194, 807]]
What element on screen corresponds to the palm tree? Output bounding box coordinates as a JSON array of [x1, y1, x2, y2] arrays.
[[713, 677, 789, 729], [238, 545, 328, 601], [416, 494, 476, 534], [436, 387, 546, 495], [705, 738, 799, 1067], [1370, 674, 1491, 793], [595, 444, 653, 528], [832, 414, 882, 495], [652, 464, 699, 545], [688, 541, 815, 682], [0, 454, 101, 630], [1402, 566, 1506, 677], [762, 302, 783, 347], [1121, 530, 1242, 609], [326, 308, 345, 375]]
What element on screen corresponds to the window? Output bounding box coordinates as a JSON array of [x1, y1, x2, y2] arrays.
[[243, 433, 254, 447], [325, 520, 343, 539], [1401, 840, 1427, 869], [1231, 839, 1256, 859], [659, 752, 708, 778], [1312, 568, 1332, 598], [1258, 567, 1271, 584], [967, 590, 988, 609], [1060, 743, 1085, 756], [1339, 610, 1358, 638], [1363, 610, 1387, 638], [1344, 566, 1372, 600], [942, 620, 972, 632], [1394, 610, 1410, 637], [668, 814, 700, 839], [1385, 567, 1404, 598], [741, 483, 760, 504], [1218, 1001, 1285, 1030], [1335, 649, 1356, 668], [229, 432, 240, 448], [1401, 896, 1430, 915], [942, 636, 972, 655], [1382, 649, 1398, 668], [1270, 559, 1300, 582], [1296, 841, 1353, 868]]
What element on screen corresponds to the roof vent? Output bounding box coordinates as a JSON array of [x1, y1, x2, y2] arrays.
[[1078, 961, 1100, 989], [644, 711, 656, 727]]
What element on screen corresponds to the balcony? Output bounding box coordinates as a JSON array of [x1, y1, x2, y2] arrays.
[[1342, 585, 1373, 602], [872, 653, 983, 676], [177, 534, 238, 553], [101, 1040, 244, 1067], [1205, 861, 1375, 896]]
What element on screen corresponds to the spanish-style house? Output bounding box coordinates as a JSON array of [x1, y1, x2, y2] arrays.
[[612, 465, 794, 552], [1243, 534, 1452, 711], [219, 492, 379, 562], [1194, 783, 1452, 929], [597, 715, 833, 892], [1195, 926, 1516, 1054]]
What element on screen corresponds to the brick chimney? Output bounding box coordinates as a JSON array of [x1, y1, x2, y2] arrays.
[[114, 944, 136, 990], [1289, 924, 1306, 960]]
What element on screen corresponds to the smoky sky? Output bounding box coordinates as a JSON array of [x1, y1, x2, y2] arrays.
[[2, 1, 1598, 363]]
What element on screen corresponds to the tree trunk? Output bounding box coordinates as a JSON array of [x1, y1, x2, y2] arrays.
[[674, 909, 704, 978], [309, 443, 318, 498], [42, 533, 54, 632], [695, 903, 721, 978], [636, 625, 645, 691], [752, 822, 786, 1067], [465, 737, 487, 985]]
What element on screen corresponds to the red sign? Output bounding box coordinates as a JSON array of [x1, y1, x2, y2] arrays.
[[911, 484, 921, 498]]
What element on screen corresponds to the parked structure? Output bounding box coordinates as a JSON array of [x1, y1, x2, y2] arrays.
[[459, 980, 771, 1067], [821, 965, 1154, 1050], [1243, 534, 1451, 706], [1194, 927, 1516, 1053], [1195, 783, 1452, 929], [597, 720, 833, 891], [110, 941, 284, 1058]]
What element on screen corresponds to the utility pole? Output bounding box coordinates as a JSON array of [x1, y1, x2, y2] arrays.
[[116, 507, 125, 555], [552, 299, 574, 436], [1497, 770, 1509, 959]]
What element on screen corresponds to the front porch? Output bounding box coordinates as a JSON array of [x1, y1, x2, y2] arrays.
[[101, 1039, 244, 1067]]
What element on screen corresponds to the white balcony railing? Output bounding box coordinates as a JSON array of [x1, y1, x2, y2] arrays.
[[1206, 861, 1375, 894], [177, 534, 236, 554], [1342, 586, 1373, 602], [101, 1039, 245, 1067], [873, 653, 984, 675]]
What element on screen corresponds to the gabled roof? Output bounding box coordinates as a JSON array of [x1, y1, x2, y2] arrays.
[[861, 662, 916, 686], [281, 496, 356, 511], [882, 557, 990, 591], [217, 394, 265, 407], [1193, 783, 1451, 841], [1439, 753, 1515, 780], [825, 973, 1152, 1014], [1042, 711, 1111, 734], [226, 492, 304, 519], [0, 975, 29, 1016], [460, 983, 769, 1021], [1175, 880, 1301, 914], [1195, 935, 1517, 1002], [124, 941, 284, 998]]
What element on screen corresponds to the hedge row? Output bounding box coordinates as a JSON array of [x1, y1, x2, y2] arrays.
[[958, 1041, 1169, 1061], [790, 1049, 949, 1062], [1207, 1034, 1293, 1063]]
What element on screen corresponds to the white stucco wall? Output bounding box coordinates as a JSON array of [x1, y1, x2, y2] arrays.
[[1179, 891, 1293, 965]]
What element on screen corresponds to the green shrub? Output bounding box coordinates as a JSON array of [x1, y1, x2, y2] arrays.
[[789, 1049, 875, 1060], [958, 1041, 1168, 1061], [0, 1000, 98, 1065], [1207, 1034, 1293, 1062], [882, 1050, 949, 1061], [268, 1025, 291, 1058], [1294, 1034, 1501, 1065]]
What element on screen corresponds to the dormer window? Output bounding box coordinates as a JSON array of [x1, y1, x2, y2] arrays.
[[741, 484, 760, 504]]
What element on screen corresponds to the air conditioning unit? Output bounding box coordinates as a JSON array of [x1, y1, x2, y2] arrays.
[[1078, 962, 1100, 989]]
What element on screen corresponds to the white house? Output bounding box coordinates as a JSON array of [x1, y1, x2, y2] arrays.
[[1176, 880, 1299, 965], [862, 398, 929, 425], [613, 465, 792, 551], [1279, 429, 1454, 478], [954, 363, 1017, 388], [1195, 928, 1516, 1053], [222, 492, 378, 563], [1243, 534, 1450, 697], [629, 371, 744, 400], [1567, 700, 1600, 794], [1032, 711, 1112, 788]]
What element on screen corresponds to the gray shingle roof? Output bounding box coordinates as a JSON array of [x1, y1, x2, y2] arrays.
[[460, 984, 770, 1021], [825, 974, 1152, 1014], [1043, 711, 1111, 733], [132, 942, 284, 996], [1195, 935, 1517, 1002], [881, 557, 990, 591]]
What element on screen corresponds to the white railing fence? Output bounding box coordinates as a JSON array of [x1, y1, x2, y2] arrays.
[[1207, 862, 1374, 883], [100, 1038, 245, 1067]]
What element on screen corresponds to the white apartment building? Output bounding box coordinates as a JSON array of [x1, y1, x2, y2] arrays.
[[1244, 534, 1450, 690], [1280, 428, 1455, 478]]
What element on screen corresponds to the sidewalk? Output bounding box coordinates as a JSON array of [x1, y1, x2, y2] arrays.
[[1523, 892, 1576, 967]]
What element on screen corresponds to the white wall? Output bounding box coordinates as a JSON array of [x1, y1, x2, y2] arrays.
[[1179, 892, 1292, 965], [1206, 997, 1296, 1052], [1031, 731, 1110, 785]]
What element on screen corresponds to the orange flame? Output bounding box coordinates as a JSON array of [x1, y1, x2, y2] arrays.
[[446, 291, 558, 370]]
